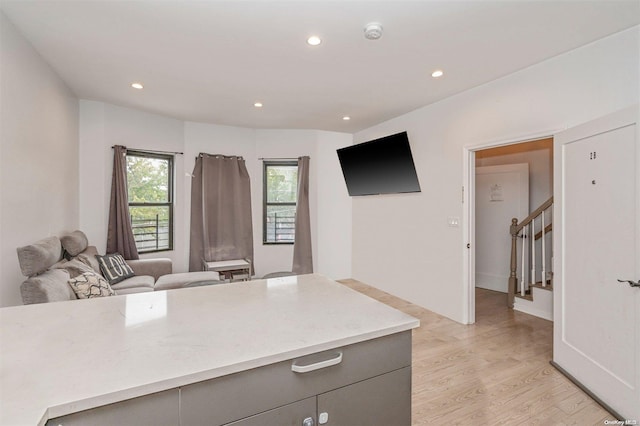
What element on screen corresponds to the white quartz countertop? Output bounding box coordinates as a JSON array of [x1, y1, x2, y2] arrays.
[[0, 274, 419, 425]]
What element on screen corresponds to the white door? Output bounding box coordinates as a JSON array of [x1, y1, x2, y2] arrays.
[[554, 106, 639, 419], [475, 164, 529, 293]]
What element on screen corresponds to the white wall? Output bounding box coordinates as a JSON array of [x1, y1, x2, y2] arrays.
[[352, 27, 639, 323], [78, 108, 352, 279], [183, 125, 352, 279], [476, 138, 553, 211], [0, 13, 79, 307], [78, 101, 186, 268], [315, 131, 353, 280], [254, 129, 318, 277], [252, 129, 353, 279]]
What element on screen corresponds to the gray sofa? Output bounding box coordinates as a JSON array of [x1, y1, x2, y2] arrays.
[[17, 231, 220, 304]]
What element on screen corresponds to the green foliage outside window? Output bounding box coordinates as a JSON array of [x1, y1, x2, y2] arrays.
[[127, 156, 169, 202], [266, 165, 297, 203], [126, 152, 173, 252]]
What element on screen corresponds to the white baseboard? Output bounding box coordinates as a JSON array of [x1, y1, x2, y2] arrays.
[[475, 272, 508, 293]]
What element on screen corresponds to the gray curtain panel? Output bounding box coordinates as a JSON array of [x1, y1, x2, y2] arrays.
[[292, 156, 313, 274], [189, 154, 254, 272], [106, 145, 139, 260]]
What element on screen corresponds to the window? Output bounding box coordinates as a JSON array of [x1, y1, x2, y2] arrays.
[[126, 151, 174, 253], [263, 161, 298, 244]]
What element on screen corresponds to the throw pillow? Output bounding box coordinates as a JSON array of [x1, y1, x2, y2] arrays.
[[22, 269, 77, 304], [68, 271, 116, 299], [53, 258, 96, 278], [75, 246, 102, 274], [96, 253, 135, 284], [60, 230, 89, 256], [16, 236, 63, 277]]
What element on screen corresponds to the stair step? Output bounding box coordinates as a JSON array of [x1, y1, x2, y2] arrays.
[[515, 293, 533, 301], [515, 281, 552, 303], [530, 281, 553, 291]]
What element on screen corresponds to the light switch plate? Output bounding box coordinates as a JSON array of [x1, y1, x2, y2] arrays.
[[448, 217, 460, 227]]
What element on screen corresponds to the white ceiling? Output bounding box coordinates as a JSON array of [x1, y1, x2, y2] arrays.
[[1, 1, 638, 133]]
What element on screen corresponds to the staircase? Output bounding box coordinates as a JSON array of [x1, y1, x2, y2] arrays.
[[508, 196, 553, 321]]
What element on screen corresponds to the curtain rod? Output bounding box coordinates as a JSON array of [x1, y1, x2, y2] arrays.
[[198, 153, 244, 159], [258, 157, 299, 161], [111, 146, 183, 155]]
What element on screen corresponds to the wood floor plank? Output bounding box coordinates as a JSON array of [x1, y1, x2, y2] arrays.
[[338, 280, 616, 425]]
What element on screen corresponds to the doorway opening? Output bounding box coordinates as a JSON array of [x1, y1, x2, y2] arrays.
[[463, 135, 554, 324]]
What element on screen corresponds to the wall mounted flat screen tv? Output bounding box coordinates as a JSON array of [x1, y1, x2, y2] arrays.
[[337, 131, 421, 196]]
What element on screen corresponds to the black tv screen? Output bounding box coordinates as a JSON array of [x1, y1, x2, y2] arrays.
[[337, 131, 421, 196]]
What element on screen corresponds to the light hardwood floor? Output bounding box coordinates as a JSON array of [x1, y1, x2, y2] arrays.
[[338, 279, 614, 426]]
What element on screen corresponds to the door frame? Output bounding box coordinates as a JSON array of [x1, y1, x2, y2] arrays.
[[462, 129, 560, 324]]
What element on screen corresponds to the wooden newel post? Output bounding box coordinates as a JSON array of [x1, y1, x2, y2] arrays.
[[508, 218, 518, 308]]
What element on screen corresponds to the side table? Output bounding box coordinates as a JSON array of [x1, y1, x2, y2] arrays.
[[202, 259, 251, 282]]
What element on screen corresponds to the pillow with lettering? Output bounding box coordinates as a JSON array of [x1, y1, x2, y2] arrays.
[[68, 271, 116, 299], [96, 253, 135, 284]]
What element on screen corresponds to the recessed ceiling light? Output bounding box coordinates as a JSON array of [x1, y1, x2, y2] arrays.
[[131, 82, 143, 89], [254, 102, 263, 108], [342, 116, 351, 121], [431, 70, 444, 78], [307, 36, 322, 46]]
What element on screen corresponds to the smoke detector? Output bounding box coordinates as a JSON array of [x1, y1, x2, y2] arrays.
[[364, 22, 383, 40]]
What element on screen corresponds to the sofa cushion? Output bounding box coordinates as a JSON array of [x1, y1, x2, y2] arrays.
[[126, 258, 172, 281], [75, 246, 101, 274], [96, 253, 135, 284], [60, 230, 89, 256], [16, 236, 63, 277], [154, 271, 221, 291], [53, 258, 96, 278], [114, 286, 154, 295], [68, 272, 116, 299], [110, 275, 155, 294], [20, 269, 77, 304]]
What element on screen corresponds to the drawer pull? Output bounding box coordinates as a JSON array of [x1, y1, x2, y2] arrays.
[[292, 352, 343, 373]]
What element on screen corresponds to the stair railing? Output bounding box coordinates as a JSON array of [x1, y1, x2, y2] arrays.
[[508, 196, 553, 307]]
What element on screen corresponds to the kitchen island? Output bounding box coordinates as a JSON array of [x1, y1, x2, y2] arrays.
[[0, 274, 419, 425]]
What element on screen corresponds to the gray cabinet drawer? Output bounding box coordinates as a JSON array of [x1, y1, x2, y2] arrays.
[[45, 389, 179, 426], [180, 331, 411, 426], [224, 397, 316, 426]]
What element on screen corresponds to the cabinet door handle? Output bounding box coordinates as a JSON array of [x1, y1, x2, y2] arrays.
[[291, 352, 343, 373]]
